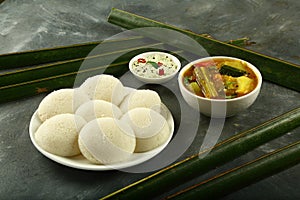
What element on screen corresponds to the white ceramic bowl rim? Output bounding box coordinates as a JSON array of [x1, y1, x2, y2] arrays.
[[178, 56, 262, 102], [129, 51, 181, 80]]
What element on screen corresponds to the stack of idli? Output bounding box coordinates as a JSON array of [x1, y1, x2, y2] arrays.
[[34, 74, 171, 165]]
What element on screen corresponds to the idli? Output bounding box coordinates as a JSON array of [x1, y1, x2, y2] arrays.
[[78, 117, 136, 164], [121, 107, 170, 152], [35, 114, 86, 157], [80, 74, 126, 106], [75, 100, 122, 122], [37, 88, 89, 122], [120, 89, 161, 113]]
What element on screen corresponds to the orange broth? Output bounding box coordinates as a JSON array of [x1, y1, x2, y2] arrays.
[[182, 58, 258, 99]]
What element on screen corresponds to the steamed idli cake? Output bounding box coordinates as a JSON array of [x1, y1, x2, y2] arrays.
[[78, 117, 136, 164], [35, 114, 86, 157], [37, 88, 89, 122], [120, 89, 161, 113], [121, 107, 170, 152], [75, 100, 122, 122], [80, 74, 126, 106]]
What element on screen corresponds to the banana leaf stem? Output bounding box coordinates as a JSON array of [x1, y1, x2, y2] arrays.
[[167, 140, 300, 199], [101, 107, 300, 200]]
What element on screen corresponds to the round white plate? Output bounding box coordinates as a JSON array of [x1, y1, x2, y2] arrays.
[[29, 99, 174, 171]]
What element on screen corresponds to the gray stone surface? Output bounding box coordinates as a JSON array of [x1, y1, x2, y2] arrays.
[[0, 0, 299, 199]]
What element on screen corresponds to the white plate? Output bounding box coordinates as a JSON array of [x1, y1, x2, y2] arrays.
[[29, 97, 174, 171]]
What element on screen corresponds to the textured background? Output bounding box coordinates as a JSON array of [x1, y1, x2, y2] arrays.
[[0, 0, 299, 199]]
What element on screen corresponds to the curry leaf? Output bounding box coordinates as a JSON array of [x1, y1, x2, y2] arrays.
[[147, 61, 159, 69]]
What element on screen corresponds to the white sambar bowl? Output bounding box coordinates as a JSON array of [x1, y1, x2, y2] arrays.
[[178, 56, 262, 118]]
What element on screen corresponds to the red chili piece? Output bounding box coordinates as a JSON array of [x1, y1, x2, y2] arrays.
[[159, 68, 165, 75], [137, 58, 146, 63], [158, 62, 163, 67]]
